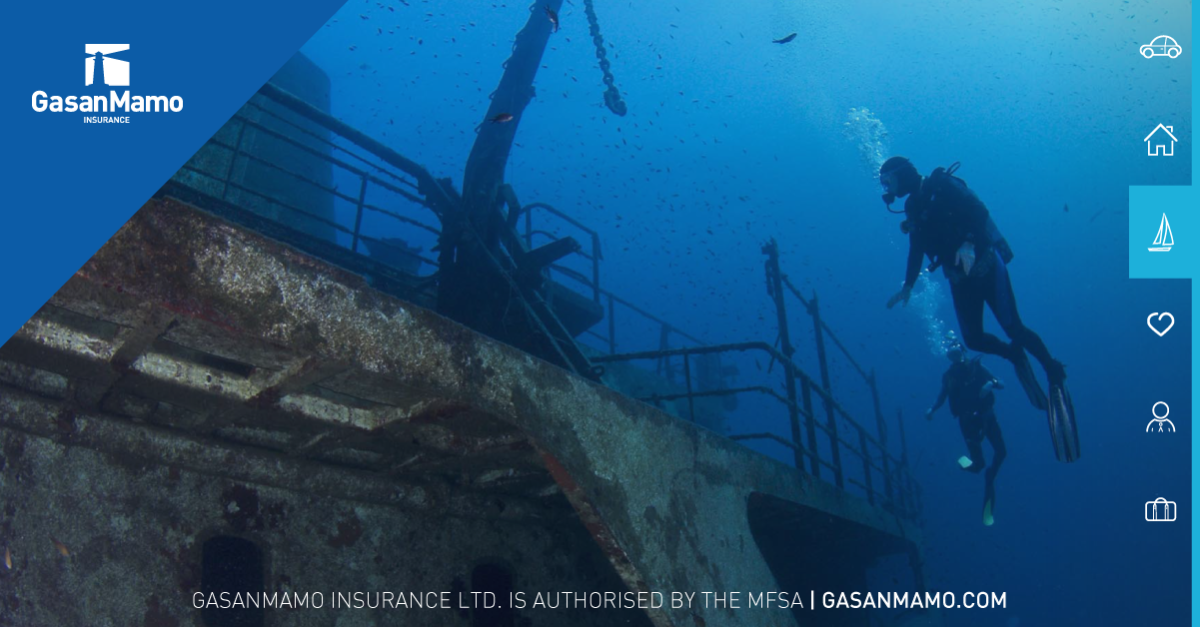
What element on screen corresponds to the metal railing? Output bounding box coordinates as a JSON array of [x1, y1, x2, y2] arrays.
[[164, 81, 922, 520], [175, 81, 710, 372], [513, 202, 710, 377], [168, 83, 453, 300], [230, 106, 435, 261], [518, 202, 602, 303], [590, 241, 922, 519]]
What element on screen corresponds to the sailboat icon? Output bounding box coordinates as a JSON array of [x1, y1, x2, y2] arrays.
[[1148, 213, 1174, 252]]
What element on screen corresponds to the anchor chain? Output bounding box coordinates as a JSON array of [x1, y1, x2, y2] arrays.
[[583, 0, 627, 116]]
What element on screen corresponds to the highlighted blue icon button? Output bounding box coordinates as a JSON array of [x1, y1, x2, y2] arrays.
[[1129, 189, 1192, 280]]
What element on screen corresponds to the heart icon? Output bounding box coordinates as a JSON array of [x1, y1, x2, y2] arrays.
[[1147, 312, 1175, 337]]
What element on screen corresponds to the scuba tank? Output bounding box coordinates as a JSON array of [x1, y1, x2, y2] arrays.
[[924, 162, 1015, 264]]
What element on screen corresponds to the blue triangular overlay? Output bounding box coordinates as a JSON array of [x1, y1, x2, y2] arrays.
[[2, 0, 348, 345]]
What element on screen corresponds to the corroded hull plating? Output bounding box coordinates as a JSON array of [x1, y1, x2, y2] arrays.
[[0, 199, 937, 627]]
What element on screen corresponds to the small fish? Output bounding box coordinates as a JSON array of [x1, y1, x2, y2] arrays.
[[1063, 203, 1069, 213], [489, 113, 514, 124], [545, 5, 559, 32], [4, 546, 10, 569], [52, 538, 69, 557], [773, 33, 797, 44]]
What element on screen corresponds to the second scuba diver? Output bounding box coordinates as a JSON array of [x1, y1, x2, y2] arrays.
[[927, 337, 1006, 525], [879, 157, 1079, 463]]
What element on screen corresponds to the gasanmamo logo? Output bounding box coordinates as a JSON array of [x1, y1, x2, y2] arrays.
[[32, 44, 183, 123]]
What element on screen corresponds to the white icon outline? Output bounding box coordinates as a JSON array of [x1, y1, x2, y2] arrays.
[[1147, 401, 1176, 432], [1147, 312, 1175, 337], [1144, 124, 1177, 157], [1148, 213, 1174, 252], [1140, 35, 1183, 59], [1146, 497, 1177, 522]]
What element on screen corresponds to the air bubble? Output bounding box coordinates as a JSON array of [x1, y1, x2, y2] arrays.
[[842, 106, 890, 181]]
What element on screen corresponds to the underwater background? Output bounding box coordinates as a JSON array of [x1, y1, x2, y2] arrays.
[[294, 1, 1192, 625]]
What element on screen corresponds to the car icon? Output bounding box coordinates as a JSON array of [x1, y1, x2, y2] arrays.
[[1141, 35, 1182, 59]]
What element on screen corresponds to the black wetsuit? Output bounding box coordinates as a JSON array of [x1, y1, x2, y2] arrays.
[[936, 357, 1006, 507], [902, 172, 1060, 382]]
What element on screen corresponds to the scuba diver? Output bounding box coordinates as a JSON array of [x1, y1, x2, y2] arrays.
[[927, 338, 1006, 526], [879, 156, 1079, 463]]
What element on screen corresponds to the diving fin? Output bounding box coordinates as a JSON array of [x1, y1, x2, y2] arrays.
[[1047, 382, 1081, 463], [1011, 348, 1049, 410], [983, 478, 997, 526], [958, 456, 983, 473]]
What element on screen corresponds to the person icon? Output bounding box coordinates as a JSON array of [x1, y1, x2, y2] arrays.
[[1146, 401, 1175, 433]]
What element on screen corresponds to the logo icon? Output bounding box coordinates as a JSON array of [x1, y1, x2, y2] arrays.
[[86, 44, 129, 87], [1147, 312, 1175, 337], [1140, 35, 1183, 59], [1148, 213, 1174, 252], [1144, 124, 1177, 156], [1147, 402, 1175, 433], [1145, 498, 1177, 522]]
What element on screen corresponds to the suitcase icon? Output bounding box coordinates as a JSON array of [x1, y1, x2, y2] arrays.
[[1145, 498, 1177, 522]]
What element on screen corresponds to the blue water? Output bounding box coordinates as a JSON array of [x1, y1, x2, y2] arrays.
[[297, 1, 1191, 624]]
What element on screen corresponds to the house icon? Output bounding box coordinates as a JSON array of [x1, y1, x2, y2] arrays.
[[1144, 123, 1177, 156]]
